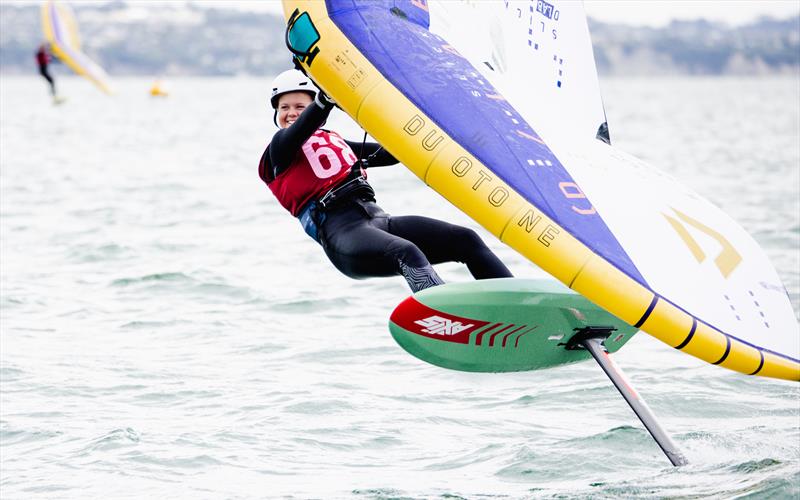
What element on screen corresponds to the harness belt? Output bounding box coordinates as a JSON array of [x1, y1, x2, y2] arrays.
[[317, 175, 374, 210], [297, 175, 375, 243]]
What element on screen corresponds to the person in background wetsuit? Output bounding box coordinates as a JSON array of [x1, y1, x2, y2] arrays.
[[36, 43, 57, 98], [258, 69, 513, 293]]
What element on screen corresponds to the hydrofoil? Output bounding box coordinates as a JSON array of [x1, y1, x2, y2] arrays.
[[389, 278, 688, 466]]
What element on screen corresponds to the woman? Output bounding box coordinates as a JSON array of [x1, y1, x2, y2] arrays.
[[259, 69, 512, 292], [35, 43, 57, 97]]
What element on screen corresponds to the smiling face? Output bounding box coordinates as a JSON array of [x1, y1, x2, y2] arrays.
[[276, 91, 314, 129]]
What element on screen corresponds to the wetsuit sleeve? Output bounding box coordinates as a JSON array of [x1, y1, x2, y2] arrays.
[[344, 140, 398, 168], [267, 98, 334, 178]]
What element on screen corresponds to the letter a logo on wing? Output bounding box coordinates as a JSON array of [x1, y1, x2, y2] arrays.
[[414, 315, 474, 336], [664, 208, 742, 278]]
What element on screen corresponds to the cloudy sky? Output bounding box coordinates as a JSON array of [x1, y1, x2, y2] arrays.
[[199, 0, 799, 26], [583, 0, 799, 26], [19, 0, 800, 27]]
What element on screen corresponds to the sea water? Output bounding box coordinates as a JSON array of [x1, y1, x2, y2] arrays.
[[1, 75, 798, 499]]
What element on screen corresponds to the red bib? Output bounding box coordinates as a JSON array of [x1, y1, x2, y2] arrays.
[[262, 130, 363, 216]]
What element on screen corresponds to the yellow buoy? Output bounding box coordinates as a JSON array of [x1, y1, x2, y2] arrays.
[[149, 79, 168, 97]]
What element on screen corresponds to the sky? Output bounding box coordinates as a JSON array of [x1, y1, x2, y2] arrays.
[[194, 0, 800, 27], [583, 0, 799, 26], [10, 0, 800, 27]]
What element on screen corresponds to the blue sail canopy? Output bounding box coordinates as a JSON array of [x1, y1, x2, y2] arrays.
[[326, 0, 646, 285]]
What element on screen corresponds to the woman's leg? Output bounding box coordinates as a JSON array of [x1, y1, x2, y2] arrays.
[[387, 215, 513, 279], [321, 208, 444, 292], [39, 66, 56, 96]]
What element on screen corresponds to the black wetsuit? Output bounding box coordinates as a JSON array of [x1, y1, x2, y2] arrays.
[[36, 48, 56, 97], [260, 96, 512, 292]]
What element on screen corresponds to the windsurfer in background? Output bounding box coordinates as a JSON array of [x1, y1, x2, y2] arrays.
[[259, 69, 513, 292], [35, 43, 57, 99]]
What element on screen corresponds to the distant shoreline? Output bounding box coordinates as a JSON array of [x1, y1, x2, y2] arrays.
[[1, 3, 797, 77]]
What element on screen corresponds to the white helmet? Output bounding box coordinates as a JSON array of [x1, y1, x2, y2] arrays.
[[269, 69, 317, 109]]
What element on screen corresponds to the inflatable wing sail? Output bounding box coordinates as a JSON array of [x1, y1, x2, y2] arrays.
[[41, 0, 113, 94], [281, 0, 799, 381]]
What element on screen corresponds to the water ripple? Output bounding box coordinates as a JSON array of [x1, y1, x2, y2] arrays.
[[1, 76, 797, 499]]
